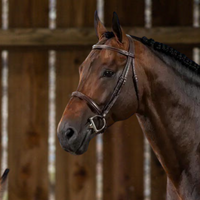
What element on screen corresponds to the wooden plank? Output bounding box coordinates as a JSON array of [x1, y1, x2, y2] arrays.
[[55, 50, 96, 200], [57, 0, 96, 28], [9, 1, 48, 28], [0, 0, 2, 173], [103, 116, 144, 200], [8, 0, 49, 200], [104, 0, 145, 26], [103, 2, 145, 200], [0, 27, 200, 47], [8, 51, 49, 200], [0, 53, 1, 173], [199, 49, 200, 65], [55, 1, 97, 200], [151, 0, 194, 199], [0, 0, 1, 28], [152, 0, 193, 26], [152, 0, 193, 59]]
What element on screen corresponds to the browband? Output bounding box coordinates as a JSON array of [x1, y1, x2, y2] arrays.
[[92, 44, 134, 58]]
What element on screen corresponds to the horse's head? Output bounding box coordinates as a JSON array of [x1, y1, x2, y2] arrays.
[[57, 12, 142, 155]]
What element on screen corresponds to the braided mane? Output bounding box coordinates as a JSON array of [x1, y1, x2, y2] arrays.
[[139, 36, 200, 74], [104, 32, 200, 74]]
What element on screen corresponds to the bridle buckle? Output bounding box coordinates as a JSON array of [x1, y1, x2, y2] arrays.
[[89, 115, 106, 133]]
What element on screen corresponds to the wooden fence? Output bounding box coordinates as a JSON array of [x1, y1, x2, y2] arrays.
[[0, 0, 199, 200]]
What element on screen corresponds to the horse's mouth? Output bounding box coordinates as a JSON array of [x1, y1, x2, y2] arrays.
[[74, 128, 96, 155], [62, 121, 103, 155]]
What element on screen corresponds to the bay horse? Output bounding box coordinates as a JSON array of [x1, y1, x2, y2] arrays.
[[0, 169, 9, 200], [57, 11, 200, 200]]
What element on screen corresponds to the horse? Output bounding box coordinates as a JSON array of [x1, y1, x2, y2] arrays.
[[57, 11, 200, 200], [0, 169, 9, 200]]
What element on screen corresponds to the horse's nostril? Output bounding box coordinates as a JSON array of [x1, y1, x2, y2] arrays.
[[65, 128, 75, 140]]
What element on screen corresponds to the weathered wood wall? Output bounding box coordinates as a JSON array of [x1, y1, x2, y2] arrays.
[[0, 0, 197, 200], [8, 0, 49, 199], [0, 0, 2, 173], [55, 1, 97, 200]]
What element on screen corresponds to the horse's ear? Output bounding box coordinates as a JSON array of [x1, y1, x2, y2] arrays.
[[94, 10, 107, 40], [112, 12, 126, 43]]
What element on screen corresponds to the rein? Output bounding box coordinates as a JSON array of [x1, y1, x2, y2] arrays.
[[71, 35, 139, 134]]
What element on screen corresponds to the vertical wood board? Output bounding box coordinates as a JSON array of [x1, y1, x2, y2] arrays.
[[57, 0, 96, 28], [152, 0, 193, 26], [56, 1, 97, 200], [104, 0, 145, 26], [56, 49, 96, 200], [0, 0, 2, 173], [152, 0, 193, 59], [0, 53, 2, 173], [8, 0, 49, 199]]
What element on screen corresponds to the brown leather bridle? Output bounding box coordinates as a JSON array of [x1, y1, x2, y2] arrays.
[[71, 35, 139, 134]]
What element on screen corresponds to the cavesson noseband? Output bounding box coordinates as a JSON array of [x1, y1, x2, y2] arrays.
[[71, 35, 139, 134]]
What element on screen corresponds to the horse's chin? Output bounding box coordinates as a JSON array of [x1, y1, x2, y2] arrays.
[[65, 129, 96, 155]]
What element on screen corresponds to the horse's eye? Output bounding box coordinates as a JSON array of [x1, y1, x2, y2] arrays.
[[103, 70, 115, 77]]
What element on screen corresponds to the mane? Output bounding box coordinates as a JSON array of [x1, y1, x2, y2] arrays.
[[138, 36, 200, 74], [104, 32, 200, 75]]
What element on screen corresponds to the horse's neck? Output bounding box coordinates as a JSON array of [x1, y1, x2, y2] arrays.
[[136, 46, 200, 199], [167, 178, 181, 200]]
